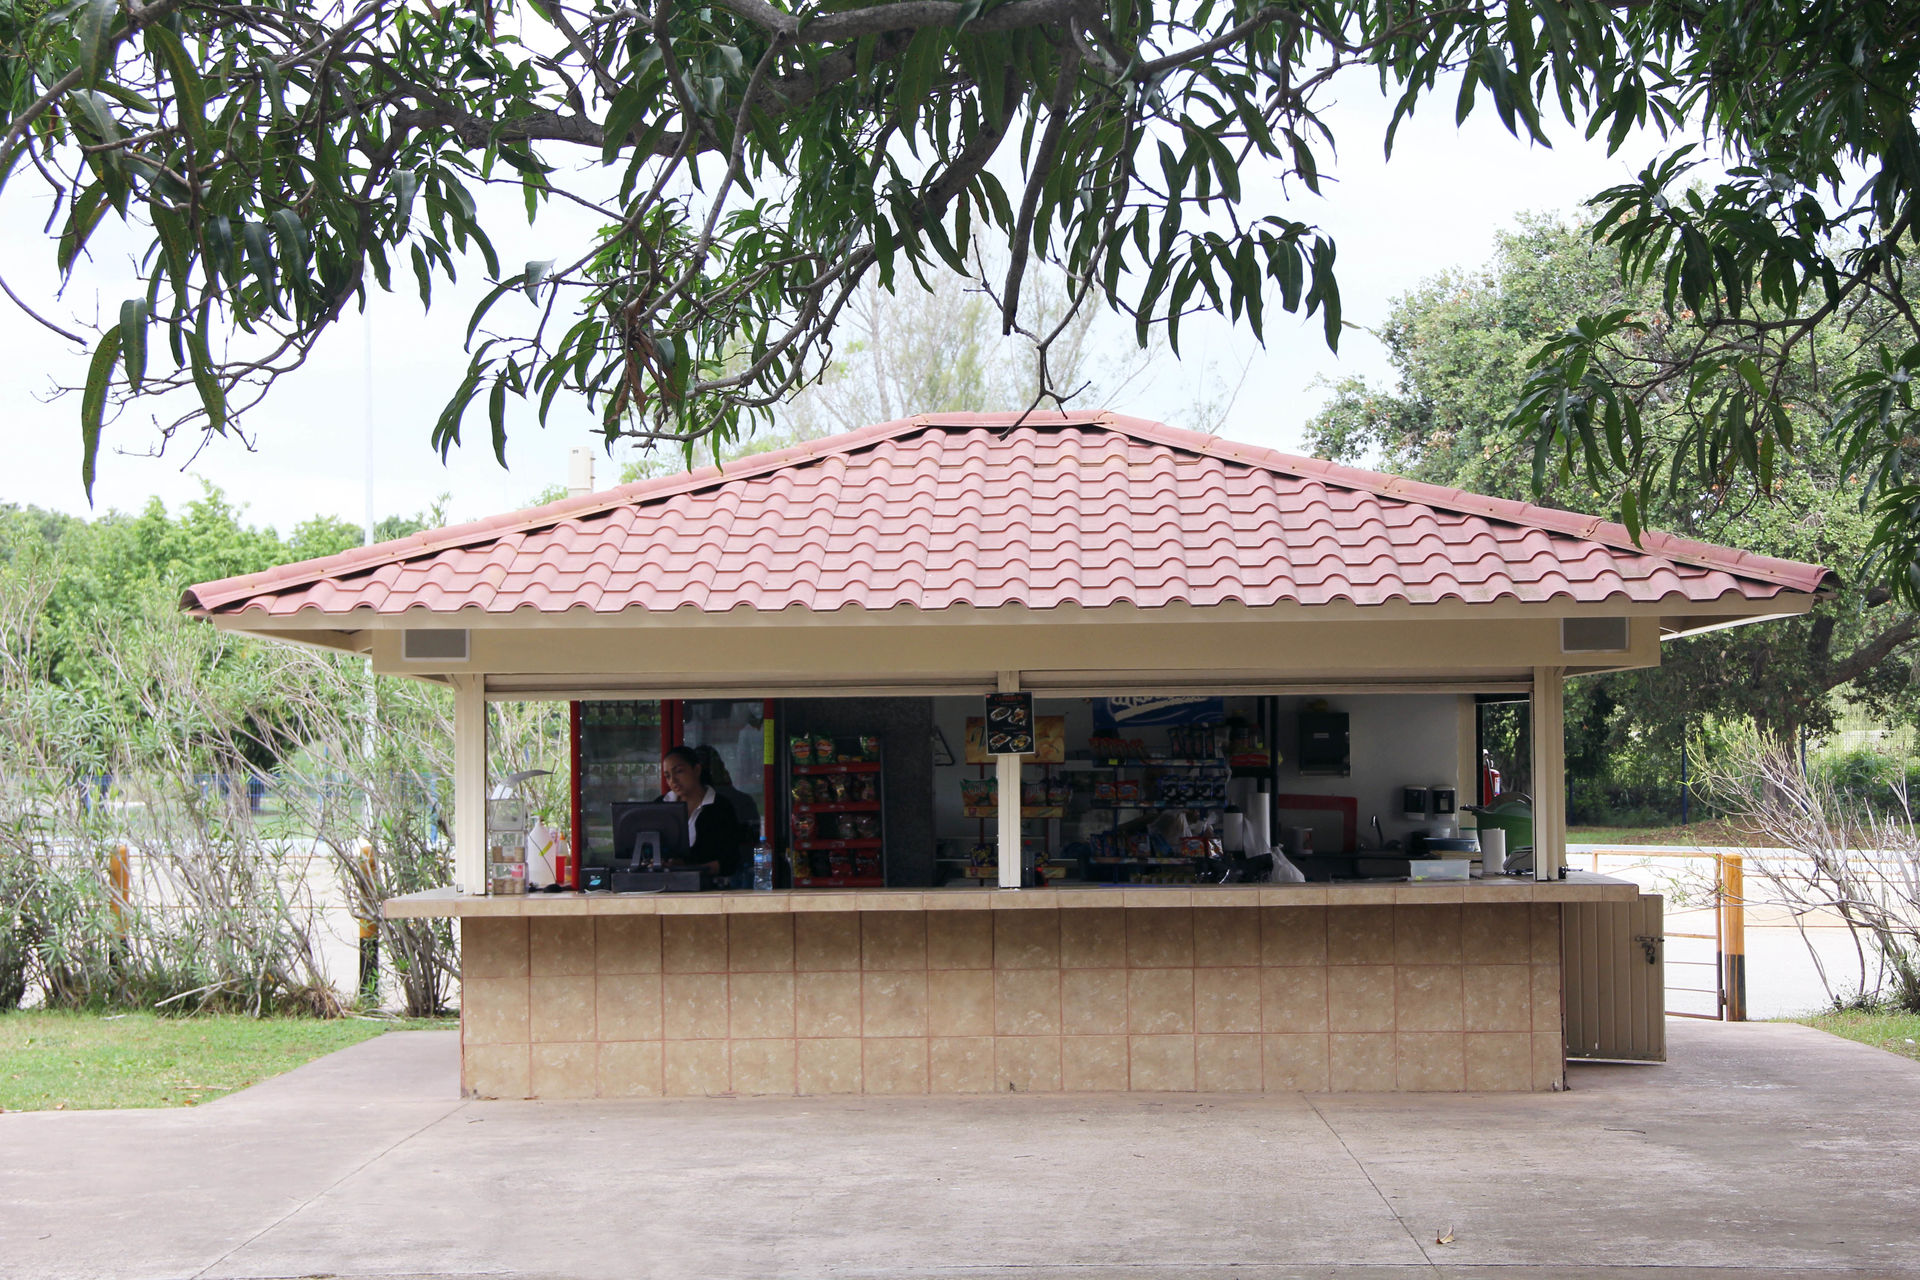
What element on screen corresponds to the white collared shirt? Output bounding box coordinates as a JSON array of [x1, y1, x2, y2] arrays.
[[666, 786, 717, 847]]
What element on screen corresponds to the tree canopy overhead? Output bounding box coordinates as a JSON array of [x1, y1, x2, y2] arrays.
[[8, 0, 1920, 591]]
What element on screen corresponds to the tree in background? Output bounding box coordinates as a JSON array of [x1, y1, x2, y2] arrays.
[[11, 0, 1920, 602], [1309, 215, 1919, 822]]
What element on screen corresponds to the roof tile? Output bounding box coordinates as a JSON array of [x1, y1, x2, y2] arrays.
[[182, 413, 1832, 618]]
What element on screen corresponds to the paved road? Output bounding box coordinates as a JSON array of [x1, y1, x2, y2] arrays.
[[2, 1020, 1916, 1279]]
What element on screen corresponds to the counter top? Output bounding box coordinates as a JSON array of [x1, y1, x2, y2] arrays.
[[384, 872, 1640, 918]]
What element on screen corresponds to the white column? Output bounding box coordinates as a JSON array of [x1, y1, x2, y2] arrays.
[[1530, 665, 1566, 882], [453, 674, 488, 894], [997, 671, 1022, 889]]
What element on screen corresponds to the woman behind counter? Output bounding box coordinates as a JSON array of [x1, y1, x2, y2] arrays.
[[659, 745, 749, 884]]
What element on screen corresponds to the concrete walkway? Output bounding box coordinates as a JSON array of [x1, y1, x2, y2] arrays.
[[2, 1021, 1916, 1279]]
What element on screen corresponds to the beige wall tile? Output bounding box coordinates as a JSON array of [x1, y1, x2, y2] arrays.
[[1532, 1031, 1565, 1091], [1196, 1033, 1263, 1092], [796, 914, 862, 971], [596, 975, 663, 1042], [664, 1040, 730, 1096], [797, 1037, 863, 1094], [1261, 907, 1328, 967], [1394, 967, 1464, 1033], [530, 1043, 595, 1099], [929, 969, 994, 1037], [463, 976, 529, 1046], [1395, 1032, 1465, 1091], [1263, 1033, 1331, 1091], [1327, 906, 1393, 966], [663, 916, 729, 974], [1393, 906, 1463, 966], [1128, 1035, 1196, 1091], [1326, 966, 1394, 1034], [1461, 904, 1530, 965], [1062, 1035, 1129, 1091], [1463, 965, 1531, 1032], [995, 969, 1062, 1036], [1531, 966, 1563, 1034], [1261, 966, 1329, 1034], [1127, 909, 1195, 968], [994, 911, 1061, 969], [463, 1044, 529, 1099], [996, 1036, 1063, 1092], [930, 1036, 996, 1093], [729, 916, 794, 972], [596, 916, 662, 975], [1061, 909, 1128, 969], [663, 973, 729, 1040], [529, 975, 596, 1043], [862, 912, 927, 971], [1464, 1032, 1533, 1092], [864, 1038, 929, 1094], [1061, 969, 1128, 1036], [927, 912, 993, 969], [597, 1040, 662, 1098], [1530, 904, 1563, 965], [730, 1039, 797, 1095], [462, 918, 528, 979], [729, 972, 796, 1040], [1196, 969, 1262, 1033], [1127, 969, 1195, 1035], [1328, 1033, 1395, 1091], [862, 970, 929, 1037], [796, 971, 862, 1038], [530, 918, 596, 977], [1193, 907, 1259, 967]]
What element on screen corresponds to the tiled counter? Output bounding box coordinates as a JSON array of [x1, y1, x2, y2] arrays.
[[390, 881, 1628, 1098]]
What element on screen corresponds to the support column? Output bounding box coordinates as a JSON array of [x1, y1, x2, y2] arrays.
[[997, 670, 1022, 889], [1530, 665, 1566, 882], [453, 674, 488, 895]]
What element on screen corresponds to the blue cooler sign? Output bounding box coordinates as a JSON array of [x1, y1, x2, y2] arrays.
[[1093, 696, 1224, 729]]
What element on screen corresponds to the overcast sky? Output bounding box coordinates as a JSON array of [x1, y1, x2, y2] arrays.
[[0, 67, 1681, 535]]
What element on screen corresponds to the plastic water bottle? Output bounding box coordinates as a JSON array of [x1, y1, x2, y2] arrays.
[[752, 842, 773, 891]]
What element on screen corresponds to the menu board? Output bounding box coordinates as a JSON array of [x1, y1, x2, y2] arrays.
[[982, 693, 1034, 755]]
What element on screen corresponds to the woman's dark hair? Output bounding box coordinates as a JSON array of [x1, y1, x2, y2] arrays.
[[663, 744, 712, 787]]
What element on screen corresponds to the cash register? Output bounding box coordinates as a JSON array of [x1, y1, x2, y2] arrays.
[[585, 800, 713, 892]]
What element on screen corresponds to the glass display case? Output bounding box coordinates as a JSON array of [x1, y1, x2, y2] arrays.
[[572, 700, 668, 865]]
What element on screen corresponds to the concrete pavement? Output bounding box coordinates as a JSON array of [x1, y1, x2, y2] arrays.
[[2, 1020, 1916, 1279]]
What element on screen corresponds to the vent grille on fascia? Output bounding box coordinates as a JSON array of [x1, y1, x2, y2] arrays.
[[402, 628, 470, 662], [1561, 617, 1630, 654]]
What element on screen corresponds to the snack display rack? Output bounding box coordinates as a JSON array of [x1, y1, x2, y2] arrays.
[[785, 734, 886, 888]]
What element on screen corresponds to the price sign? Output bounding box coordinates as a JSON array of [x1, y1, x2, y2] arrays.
[[983, 692, 1035, 755]]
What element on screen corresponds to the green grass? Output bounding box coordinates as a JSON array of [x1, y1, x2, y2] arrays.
[[0, 1010, 455, 1112], [1789, 1008, 1920, 1064]]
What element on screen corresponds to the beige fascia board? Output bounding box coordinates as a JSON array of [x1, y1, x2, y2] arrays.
[[482, 672, 1539, 701], [358, 613, 1665, 682], [201, 591, 1810, 634]]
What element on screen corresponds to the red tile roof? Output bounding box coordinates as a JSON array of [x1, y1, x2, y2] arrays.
[[183, 413, 1832, 618]]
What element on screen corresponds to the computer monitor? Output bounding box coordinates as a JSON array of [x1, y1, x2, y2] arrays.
[[610, 801, 689, 869]]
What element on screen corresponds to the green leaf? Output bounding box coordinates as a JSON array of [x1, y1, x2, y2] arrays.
[[144, 24, 204, 149], [118, 297, 147, 390], [186, 328, 226, 434], [488, 378, 509, 466], [524, 259, 553, 301], [80, 325, 120, 497], [78, 0, 118, 86]]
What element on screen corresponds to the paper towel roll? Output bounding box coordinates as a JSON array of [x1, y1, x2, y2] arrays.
[[1226, 777, 1259, 814], [1243, 792, 1272, 855], [524, 822, 559, 888], [1478, 828, 1506, 876]]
